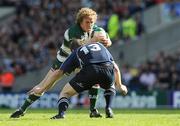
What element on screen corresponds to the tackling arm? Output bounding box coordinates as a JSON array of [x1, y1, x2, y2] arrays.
[[113, 62, 128, 95]]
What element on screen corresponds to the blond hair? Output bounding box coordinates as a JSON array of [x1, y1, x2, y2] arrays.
[[76, 7, 97, 24]]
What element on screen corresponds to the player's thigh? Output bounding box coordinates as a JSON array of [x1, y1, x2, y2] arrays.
[[69, 68, 95, 92], [99, 66, 115, 89]]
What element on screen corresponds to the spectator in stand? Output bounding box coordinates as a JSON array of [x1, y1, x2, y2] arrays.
[[145, 0, 156, 8], [128, 73, 141, 91], [0, 71, 15, 93], [169, 65, 180, 90], [134, 13, 145, 37], [128, 0, 145, 16], [139, 63, 156, 91], [121, 64, 133, 86], [121, 10, 137, 41], [107, 13, 120, 43], [154, 0, 165, 4]]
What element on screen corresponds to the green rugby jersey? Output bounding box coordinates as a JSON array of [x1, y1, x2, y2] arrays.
[[57, 24, 110, 62]]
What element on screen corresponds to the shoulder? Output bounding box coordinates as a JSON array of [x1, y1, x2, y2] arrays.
[[64, 24, 80, 41], [63, 24, 84, 47], [67, 24, 84, 39]]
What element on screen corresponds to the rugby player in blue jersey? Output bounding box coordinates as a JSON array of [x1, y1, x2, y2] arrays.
[[50, 39, 128, 119]]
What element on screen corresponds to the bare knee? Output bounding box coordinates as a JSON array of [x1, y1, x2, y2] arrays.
[[60, 83, 77, 98], [60, 91, 72, 98]]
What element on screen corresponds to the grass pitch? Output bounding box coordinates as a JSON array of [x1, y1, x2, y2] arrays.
[[0, 108, 180, 126]]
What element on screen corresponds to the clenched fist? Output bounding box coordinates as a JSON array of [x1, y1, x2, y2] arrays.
[[119, 84, 128, 96]]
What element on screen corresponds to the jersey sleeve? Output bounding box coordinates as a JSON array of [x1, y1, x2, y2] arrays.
[[60, 50, 80, 74]]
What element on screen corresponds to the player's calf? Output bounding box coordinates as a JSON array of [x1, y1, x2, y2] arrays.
[[104, 88, 115, 118], [89, 86, 102, 118]]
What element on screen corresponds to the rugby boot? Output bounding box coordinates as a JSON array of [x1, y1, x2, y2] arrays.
[[10, 109, 25, 118], [105, 108, 114, 118], [50, 112, 65, 119], [89, 109, 102, 118]]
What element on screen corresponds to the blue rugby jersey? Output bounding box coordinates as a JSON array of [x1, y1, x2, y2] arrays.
[[60, 42, 114, 74]]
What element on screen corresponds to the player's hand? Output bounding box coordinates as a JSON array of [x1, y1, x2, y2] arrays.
[[119, 84, 128, 96], [27, 86, 44, 95], [98, 35, 110, 47]]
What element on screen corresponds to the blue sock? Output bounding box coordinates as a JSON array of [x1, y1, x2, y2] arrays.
[[58, 97, 69, 115], [104, 89, 116, 109]]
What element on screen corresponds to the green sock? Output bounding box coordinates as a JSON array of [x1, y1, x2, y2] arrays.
[[20, 94, 40, 111], [89, 87, 99, 111]]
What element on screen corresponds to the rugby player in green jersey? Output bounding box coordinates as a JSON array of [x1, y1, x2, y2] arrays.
[[10, 7, 118, 118]]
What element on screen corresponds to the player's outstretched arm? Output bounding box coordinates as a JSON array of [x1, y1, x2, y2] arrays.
[[113, 62, 128, 96]]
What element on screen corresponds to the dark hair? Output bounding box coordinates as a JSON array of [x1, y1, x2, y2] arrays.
[[70, 38, 84, 51]]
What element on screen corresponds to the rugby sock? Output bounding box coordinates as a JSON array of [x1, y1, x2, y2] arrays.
[[104, 89, 116, 109], [20, 94, 40, 111], [57, 97, 69, 116], [89, 87, 99, 111]]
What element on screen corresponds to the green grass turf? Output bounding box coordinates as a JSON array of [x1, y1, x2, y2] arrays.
[[1, 109, 180, 126]]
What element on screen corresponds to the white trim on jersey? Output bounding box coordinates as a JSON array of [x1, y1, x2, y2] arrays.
[[64, 29, 70, 41], [61, 44, 71, 55], [57, 54, 67, 62]]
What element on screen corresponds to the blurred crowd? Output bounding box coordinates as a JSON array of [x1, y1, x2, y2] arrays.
[[0, 0, 179, 92], [122, 50, 180, 91], [0, 0, 167, 75]]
